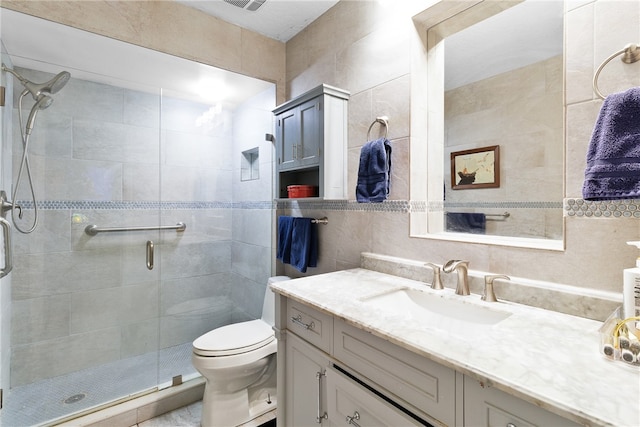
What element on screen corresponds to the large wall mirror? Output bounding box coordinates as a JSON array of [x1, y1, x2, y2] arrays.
[[410, 0, 565, 250]]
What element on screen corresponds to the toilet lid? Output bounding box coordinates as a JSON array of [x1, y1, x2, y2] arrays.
[[193, 319, 275, 357]]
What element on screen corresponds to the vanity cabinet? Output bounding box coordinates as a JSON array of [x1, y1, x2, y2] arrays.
[[284, 300, 334, 426], [325, 365, 422, 427], [285, 333, 331, 426], [278, 295, 584, 427], [280, 297, 454, 426], [273, 84, 349, 199], [333, 320, 456, 426], [463, 376, 582, 427]]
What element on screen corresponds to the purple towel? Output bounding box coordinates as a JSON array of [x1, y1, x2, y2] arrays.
[[356, 137, 392, 203], [582, 87, 640, 200]]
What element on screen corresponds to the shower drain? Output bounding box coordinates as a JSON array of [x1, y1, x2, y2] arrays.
[[63, 393, 86, 405]]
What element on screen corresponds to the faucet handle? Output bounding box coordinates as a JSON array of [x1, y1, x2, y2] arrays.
[[424, 263, 444, 290], [482, 275, 510, 302]]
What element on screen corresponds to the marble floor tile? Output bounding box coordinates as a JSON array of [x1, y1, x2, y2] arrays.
[[137, 401, 276, 427]]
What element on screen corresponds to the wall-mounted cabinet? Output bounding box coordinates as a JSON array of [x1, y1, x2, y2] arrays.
[[273, 84, 349, 199]]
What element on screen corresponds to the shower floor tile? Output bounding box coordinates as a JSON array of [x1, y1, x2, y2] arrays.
[[1, 343, 197, 427]]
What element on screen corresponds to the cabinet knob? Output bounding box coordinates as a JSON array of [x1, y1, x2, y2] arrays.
[[506, 423, 517, 427], [346, 411, 361, 427]]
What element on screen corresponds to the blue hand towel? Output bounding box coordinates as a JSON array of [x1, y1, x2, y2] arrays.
[[582, 87, 640, 200], [289, 218, 318, 273], [276, 216, 294, 263], [446, 212, 486, 234], [356, 137, 392, 203]]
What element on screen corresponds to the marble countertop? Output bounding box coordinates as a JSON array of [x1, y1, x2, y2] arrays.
[[270, 268, 640, 427]]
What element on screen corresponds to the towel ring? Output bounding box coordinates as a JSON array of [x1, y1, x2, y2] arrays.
[[366, 116, 389, 141], [593, 43, 640, 99]]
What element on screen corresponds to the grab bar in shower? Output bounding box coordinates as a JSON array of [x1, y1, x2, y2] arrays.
[[0, 217, 12, 278], [84, 222, 187, 236]]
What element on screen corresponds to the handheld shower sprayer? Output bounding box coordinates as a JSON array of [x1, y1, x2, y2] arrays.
[[1, 63, 71, 233], [25, 94, 53, 135]]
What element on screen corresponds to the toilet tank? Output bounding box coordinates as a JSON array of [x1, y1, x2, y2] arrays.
[[262, 276, 290, 326]]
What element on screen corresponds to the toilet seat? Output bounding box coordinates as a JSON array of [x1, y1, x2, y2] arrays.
[[193, 319, 275, 357]]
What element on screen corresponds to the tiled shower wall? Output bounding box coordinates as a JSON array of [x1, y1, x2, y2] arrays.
[[9, 67, 274, 387]]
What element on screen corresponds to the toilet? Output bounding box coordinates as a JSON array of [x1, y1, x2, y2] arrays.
[[192, 276, 290, 427]]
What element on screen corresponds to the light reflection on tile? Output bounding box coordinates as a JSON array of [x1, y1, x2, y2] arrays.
[[137, 402, 276, 427]]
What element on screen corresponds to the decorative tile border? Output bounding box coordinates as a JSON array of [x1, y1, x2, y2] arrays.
[[422, 201, 562, 212], [276, 199, 410, 213], [26, 198, 639, 218], [18, 200, 275, 210], [564, 198, 640, 218]]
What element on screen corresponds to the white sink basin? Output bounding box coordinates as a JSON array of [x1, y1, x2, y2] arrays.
[[361, 288, 512, 330]]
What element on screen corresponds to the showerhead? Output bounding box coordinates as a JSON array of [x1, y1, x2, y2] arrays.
[[1, 64, 70, 101]]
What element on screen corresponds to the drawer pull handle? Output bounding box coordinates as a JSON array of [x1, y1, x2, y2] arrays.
[[291, 314, 315, 330], [506, 424, 516, 427], [316, 370, 328, 423], [346, 411, 361, 427]]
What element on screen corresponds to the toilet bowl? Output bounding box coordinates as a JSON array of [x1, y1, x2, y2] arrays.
[[192, 276, 290, 427]]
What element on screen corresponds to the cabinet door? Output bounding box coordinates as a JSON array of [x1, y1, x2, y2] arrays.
[[276, 108, 299, 171], [285, 333, 331, 427], [463, 376, 582, 427], [298, 97, 322, 167], [326, 366, 422, 427]]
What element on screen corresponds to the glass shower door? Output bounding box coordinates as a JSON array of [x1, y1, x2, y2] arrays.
[[0, 8, 276, 425], [0, 51, 164, 425]]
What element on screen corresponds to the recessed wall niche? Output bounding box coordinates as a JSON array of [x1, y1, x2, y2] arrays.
[[241, 147, 260, 181]]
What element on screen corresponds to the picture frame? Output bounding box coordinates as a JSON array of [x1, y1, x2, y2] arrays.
[[451, 145, 500, 190]]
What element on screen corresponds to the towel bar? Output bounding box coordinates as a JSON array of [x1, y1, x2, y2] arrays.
[[311, 217, 328, 225], [486, 212, 510, 218], [593, 43, 640, 99], [445, 212, 509, 222]]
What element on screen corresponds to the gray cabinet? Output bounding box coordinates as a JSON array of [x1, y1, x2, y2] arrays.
[[273, 84, 349, 199], [277, 97, 322, 171], [463, 374, 582, 427], [277, 295, 584, 427], [325, 366, 422, 427], [285, 333, 331, 427]]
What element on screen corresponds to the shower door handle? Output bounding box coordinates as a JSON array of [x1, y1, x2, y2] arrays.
[[0, 217, 12, 278], [146, 240, 154, 270]]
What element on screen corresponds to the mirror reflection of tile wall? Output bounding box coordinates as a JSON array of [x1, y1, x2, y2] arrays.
[[444, 55, 564, 240]]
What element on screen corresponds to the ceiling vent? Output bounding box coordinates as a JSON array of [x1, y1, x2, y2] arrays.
[[223, 0, 266, 12]]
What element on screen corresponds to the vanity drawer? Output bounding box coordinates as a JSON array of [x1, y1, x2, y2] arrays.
[[326, 366, 422, 426], [334, 320, 455, 426], [286, 299, 333, 354], [464, 376, 582, 427]]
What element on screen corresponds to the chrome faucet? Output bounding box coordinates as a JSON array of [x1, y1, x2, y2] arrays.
[[443, 260, 470, 295]]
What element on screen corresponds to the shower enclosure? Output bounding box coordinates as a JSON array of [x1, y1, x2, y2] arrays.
[[0, 10, 275, 426]]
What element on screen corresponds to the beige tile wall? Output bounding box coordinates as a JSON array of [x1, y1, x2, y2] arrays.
[[4, 0, 640, 296], [1, 0, 286, 102], [444, 56, 564, 239], [278, 0, 640, 298]]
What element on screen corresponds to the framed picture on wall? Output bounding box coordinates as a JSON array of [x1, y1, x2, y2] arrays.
[[451, 145, 500, 190]]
